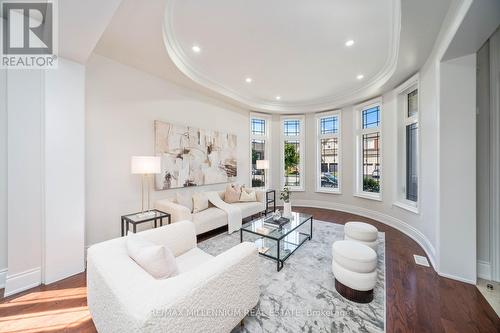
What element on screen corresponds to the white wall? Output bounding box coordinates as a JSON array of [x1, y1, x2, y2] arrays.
[[85, 54, 250, 246], [476, 41, 491, 277], [4, 59, 86, 296], [43, 59, 86, 284], [5, 70, 44, 296], [439, 54, 477, 283], [0, 69, 7, 287]]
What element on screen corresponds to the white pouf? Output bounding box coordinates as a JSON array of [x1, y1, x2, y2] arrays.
[[332, 240, 377, 303], [344, 221, 378, 250]]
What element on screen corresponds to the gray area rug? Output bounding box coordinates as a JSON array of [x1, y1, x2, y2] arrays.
[[198, 220, 386, 333]]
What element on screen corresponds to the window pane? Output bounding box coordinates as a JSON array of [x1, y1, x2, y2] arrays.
[[406, 123, 418, 201], [284, 140, 300, 187], [284, 120, 300, 136], [320, 138, 339, 189], [362, 106, 380, 129], [251, 118, 265, 135], [320, 116, 338, 135], [408, 89, 418, 117], [362, 133, 380, 193], [251, 139, 265, 187]]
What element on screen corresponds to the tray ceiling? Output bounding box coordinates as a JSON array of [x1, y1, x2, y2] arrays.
[[163, 0, 401, 112]]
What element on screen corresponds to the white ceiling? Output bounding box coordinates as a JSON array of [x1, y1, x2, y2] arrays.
[[94, 0, 452, 113]]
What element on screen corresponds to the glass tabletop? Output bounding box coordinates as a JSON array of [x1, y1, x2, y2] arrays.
[[123, 210, 169, 222], [241, 212, 313, 240]]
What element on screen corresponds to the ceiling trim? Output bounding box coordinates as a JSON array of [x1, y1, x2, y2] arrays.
[[163, 0, 401, 113]]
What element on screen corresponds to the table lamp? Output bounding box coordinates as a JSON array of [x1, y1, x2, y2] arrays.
[[256, 159, 269, 188], [131, 156, 161, 217]]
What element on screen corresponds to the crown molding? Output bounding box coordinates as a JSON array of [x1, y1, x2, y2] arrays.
[[163, 0, 401, 113]]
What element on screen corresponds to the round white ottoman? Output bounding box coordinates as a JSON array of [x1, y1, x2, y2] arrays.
[[332, 240, 377, 303], [344, 221, 378, 251]]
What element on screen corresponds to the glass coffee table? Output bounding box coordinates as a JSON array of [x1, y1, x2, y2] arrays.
[[240, 212, 313, 271]]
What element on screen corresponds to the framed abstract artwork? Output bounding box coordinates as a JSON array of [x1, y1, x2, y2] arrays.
[[154, 120, 238, 190]]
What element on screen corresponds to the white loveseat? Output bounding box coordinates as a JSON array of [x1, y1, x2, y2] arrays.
[[87, 221, 260, 333], [155, 189, 266, 235]]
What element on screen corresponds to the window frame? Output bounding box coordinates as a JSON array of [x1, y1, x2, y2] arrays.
[[394, 74, 420, 213], [249, 113, 271, 188], [354, 98, 383, 201], [315, 110, 342, 194], [280, 115, 305, 191]]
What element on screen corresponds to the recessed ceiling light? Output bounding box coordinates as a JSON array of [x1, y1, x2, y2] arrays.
[[345, 40, 355, 47], [245, 77, 253, 83], [275, 96, 281, 100], [192, 45, 201, 53], [356, 74, 364, 80]]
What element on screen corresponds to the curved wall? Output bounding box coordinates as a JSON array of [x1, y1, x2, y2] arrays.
[[267, 72, 439, 268]]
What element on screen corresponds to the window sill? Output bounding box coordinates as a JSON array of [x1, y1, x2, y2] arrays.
[[393, 201, 419, 214], [315, 189, 342, 195], [354, 192, 382, 202]]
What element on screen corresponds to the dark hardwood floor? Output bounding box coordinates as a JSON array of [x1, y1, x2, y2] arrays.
[[0, 207, 498, 333]]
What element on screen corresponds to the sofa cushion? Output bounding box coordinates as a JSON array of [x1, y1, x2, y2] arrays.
[[176, 192, 193, 212], [192, 192, 209, 213], [231, 202, 265, 218], [192, 207, 228, 234], [224, 184, 241, 203], [126, 236, 178, 279], [240, 190, 257, 202], [176, 247, 214, 273]]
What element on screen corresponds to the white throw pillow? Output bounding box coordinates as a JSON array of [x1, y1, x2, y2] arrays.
[[127, 235, 178, 279], [176, 192, 193, 212], [240, 190, 257, 202], [192, 192, 209, 213], [224, 184, 241, 203]]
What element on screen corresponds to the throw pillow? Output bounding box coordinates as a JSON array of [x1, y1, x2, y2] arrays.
[[127, 235, 178, 279], [176, 192, 193, 212], [240, 189, 257, 202], [224, 184, 241, 203], [192, 192, 209, 213]]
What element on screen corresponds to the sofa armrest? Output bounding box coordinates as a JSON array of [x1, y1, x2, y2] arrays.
[[146, 242, 260, 333], [155, 199, 192, 223]]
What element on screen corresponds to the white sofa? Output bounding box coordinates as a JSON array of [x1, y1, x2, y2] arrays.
[[87, 221, 260, 333], [155, 189, 266, 235]]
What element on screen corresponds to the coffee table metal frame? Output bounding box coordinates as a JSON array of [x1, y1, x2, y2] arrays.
[[240, 213, 313, 271]]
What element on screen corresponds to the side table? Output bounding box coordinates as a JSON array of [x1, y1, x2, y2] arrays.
[[121, 209, 171, 236]]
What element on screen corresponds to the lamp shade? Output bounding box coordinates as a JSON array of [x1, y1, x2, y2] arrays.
[[256, 160, 269, 170], [131, 156, 161, 174]]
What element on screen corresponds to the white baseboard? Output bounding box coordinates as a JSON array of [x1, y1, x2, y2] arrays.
[[4, 267, 41, 297], [438, 271, 476, 285], [477, 260, 492, 280], [0, 268, 7, 289], [292, 199, 438, 272]]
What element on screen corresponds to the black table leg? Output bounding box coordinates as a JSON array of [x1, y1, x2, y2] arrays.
[[240, 229, 243, 243], [121, 218, 124, 237], [126, 221, 129, 235], [154, 218, 157, 228], [310, 217, 313, 240], [277, 239, 281, 271], [133, 223, 137, 233]]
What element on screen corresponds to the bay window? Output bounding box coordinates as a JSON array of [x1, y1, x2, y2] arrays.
[[250, 114, 270, 188], [316, 111, 341, 192], [355, 99, 382, 199], [281, 116, 305, 191], [395, 75, 419, 212]]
